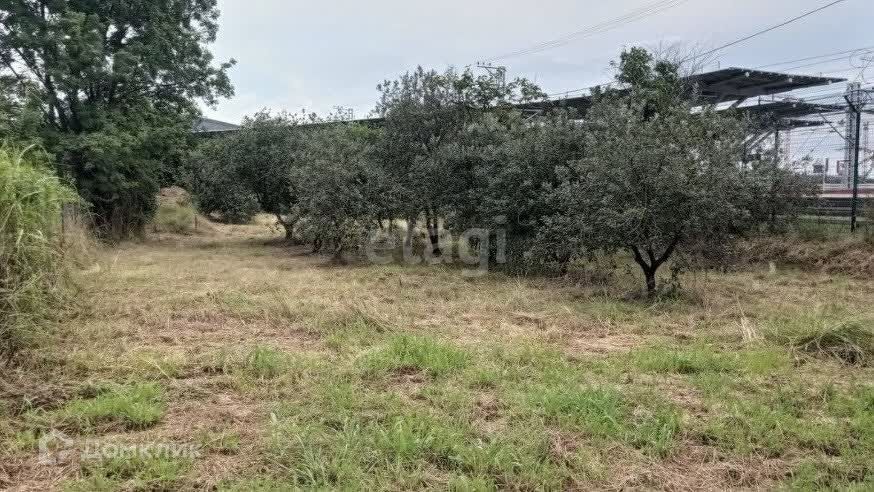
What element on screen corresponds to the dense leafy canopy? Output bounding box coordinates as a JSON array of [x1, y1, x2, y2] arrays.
[[190, 48, 810, 294], [0, 0, 233, 238], [551, 48, 752, 292]]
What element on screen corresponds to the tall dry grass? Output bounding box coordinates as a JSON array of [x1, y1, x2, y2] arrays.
[[0, 145, 80, 362]]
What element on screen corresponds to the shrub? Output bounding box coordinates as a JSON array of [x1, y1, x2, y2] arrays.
[[0, 146, 79, 362], [186, 138, 260, 224]]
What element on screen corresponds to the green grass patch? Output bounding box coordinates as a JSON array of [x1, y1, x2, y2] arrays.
[[197, 430, 241, 455], [198, 345, 310, 382], [695, 382, 874, 463], [265, 409, 569, 490], [521, 384, 680, 457], [64, 452, 191, 491], [0, 145, 80, 361], [30, 382, 164, 433], [628, 344, 790, 376], [359, 334, 470, 379]]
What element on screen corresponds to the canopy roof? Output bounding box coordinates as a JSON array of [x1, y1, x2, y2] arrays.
[[193, 117, 241, 133], [687, 68, 845, 104], [515, 68, 847, 114]]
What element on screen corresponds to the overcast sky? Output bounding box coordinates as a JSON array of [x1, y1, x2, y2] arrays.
[[200, 0, 872, 123]]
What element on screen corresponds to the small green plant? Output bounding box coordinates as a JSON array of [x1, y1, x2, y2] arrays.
[[630, 345, 737, 375], [528, 385, 626, 436], [198, 430, 241, 455], [523, 384, 681, 457]]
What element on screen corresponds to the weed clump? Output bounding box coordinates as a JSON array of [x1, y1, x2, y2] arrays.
[[0, 146, 79, 362], [152, 203, 196, 234], [768, 314, 874, 366], [788, 320, 873, 366], [359, 334, 470, 379], [28, 382, 165, 433]]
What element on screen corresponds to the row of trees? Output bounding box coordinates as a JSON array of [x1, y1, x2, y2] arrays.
[[194, 48, 812, 294]]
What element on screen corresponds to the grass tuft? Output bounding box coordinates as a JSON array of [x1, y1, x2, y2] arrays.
[[359, 334, 470, 378], [0, 145, 80, 361], [65, 452, 191, 491], [31, 382, 165, 433], [768, 314, 874, 366]]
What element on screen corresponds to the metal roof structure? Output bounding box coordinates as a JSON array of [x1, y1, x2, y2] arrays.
[[736, 100, 845, 120], [515, 68, 846, 115], [686, 68, 845, 104], [193, 117, 241, 134]]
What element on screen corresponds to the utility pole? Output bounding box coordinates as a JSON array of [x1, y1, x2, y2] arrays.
[[844, 82, 861, 189], [844, 87, 872, 233], [475, 62, 507, 91], [774, 126, 781, 167]]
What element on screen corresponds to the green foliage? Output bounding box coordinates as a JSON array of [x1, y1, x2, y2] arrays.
[[745, 156, 820, 232], [293, 123, 387, 259], [182, 46, 816, 288], [189, 111, 304, 231], [0, 0, 234, 239], [0, 146, 78, 361], [630, 345, 737, 375], [375, 66, 545, 254], [188, 137, 260, 224], [546, 48, 750, 294], [522, 384, 680, 457], [241, 345, 293, 380], [457, 110, 588, 273]]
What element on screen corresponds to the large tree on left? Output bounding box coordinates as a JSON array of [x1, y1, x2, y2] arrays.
[[0, 0, 233, 238]]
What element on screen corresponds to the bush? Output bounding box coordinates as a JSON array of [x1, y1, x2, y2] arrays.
[[185, 138, 261, 224], [0, 146, 79, 361]]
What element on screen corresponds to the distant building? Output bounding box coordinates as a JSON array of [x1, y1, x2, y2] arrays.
[[192, 117, 240, 135]]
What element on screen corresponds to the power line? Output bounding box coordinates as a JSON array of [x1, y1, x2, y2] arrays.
[[754, 45, 874, 70], [482, 0, 690, 63], [539, 1, 851, 102], [687, 0, 849, 61]]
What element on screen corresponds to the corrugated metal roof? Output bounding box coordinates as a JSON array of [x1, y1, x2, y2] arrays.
[[515, 68, 847, 114], [193, 117, 241, 133]]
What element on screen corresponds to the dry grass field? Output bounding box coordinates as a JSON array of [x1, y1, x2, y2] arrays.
[[1, 220, 872, 491]]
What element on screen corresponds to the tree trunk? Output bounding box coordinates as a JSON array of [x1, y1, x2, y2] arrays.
[[631, 246, 660, 297], [425, 211, 441, 257], [405, 217, 416, 248], [645, 269, 657, 295]]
